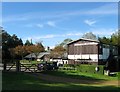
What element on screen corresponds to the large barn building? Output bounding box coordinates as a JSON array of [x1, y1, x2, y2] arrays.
[[67, 38, 118, 65]]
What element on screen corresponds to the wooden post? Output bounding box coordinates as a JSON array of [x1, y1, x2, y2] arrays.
[[16, 60, 20, 72], [3, 60, 6, 71]]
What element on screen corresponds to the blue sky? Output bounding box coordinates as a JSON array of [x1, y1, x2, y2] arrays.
[[2, 2, 118, 48]]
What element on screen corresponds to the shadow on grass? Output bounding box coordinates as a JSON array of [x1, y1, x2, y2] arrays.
[[40, 70, 106, 81], [2, 71, 119, 92]]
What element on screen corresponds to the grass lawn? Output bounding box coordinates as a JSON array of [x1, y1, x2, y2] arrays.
[[2, 71, 119, 91], [20, 60, 40, 64], [41, 70, 119, 81]]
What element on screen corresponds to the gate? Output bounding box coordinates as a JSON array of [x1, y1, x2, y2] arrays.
[[3, 59, 17, 72], [3, 59, 39, 72], [20, 63, 38, 72]]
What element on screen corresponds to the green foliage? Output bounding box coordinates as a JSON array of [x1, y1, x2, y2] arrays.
[[111, 30, 120, 46], [76, 64, 104, 75], [98, 36, 111, 44], [59, 38, 73, 49], [2, 30, 23, 60], [99, 30, 120, 46], [82, 32, 97, 40], [98, 30, 120, 54], [25, 39, 33, 46]]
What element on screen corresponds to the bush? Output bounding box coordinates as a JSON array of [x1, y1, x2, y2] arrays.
[[76, 64, 104, 75]]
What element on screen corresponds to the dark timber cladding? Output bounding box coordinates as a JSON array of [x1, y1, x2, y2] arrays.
[[67, 38, 100, 64], [68, 38, 99, 55]]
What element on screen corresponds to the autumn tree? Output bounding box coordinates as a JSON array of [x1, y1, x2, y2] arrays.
[[50, 45, 66, 59], [10, 45, 26, 60], [31, 42, 45, 60]]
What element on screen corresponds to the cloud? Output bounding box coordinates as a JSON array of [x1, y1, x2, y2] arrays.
[[84, 19, 96, 26], [25, 23, 44, 28], [22, 34, 56, 43], [89, 28, 116, 37], [3, 16, 28, 23], [66, 32, 82, 36], [87, 3, 117, 15], [23, 32, 83, 42], [25, 21, 56, 28], [36, 24, 44, 28], [33, 34, 56, 39], [3, 3, 117, 23], [47, 21, 56, 27]]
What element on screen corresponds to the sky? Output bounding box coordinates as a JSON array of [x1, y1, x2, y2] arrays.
[[2, 2, 118, 48]]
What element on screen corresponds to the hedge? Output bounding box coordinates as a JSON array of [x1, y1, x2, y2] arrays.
[[76, 64, 104, 75]]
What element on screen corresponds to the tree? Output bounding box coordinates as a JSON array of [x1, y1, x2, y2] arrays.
[[59, 38, 73, 49], [111, 30, 120, 46], [11, 34, 23, 47], [98, 36, 111, 44], [2, 30, 11, 59], [50, 45, 66, 59], [82, 32, 97, 40], [11, 45, 28, 60], [35, 41, 45, 51], [2, 29, 23, 60], [25, 39, 33, 46], [32, 42, 45, 60], [19, 38, 23, 46]]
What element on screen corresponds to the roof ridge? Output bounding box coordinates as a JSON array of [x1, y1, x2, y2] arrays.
[[67, 38, 99, 45]]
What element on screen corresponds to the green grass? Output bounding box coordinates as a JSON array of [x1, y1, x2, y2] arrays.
[[41, 70, 119, 81], [2, 71, 119, 91], [118, 72, 120, 80], [20, 60, 41, 64]]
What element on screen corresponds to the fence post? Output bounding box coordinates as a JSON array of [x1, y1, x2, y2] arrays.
[[16, 60, 20, 72], [3, 60, 6, 71]]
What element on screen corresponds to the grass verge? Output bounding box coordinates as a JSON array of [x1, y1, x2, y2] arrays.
[[41, 70, 119, 81]]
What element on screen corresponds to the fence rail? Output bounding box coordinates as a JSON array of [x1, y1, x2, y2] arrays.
[[2, 60, 40, 72]]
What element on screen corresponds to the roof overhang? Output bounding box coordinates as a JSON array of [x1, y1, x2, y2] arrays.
[[67, 38, 99, 45]]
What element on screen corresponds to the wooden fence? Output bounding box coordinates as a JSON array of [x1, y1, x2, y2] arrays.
[[3, 60, 39, 72]]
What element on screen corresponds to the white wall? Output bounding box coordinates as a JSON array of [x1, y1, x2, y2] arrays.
[[68, 54, 98, 62]]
